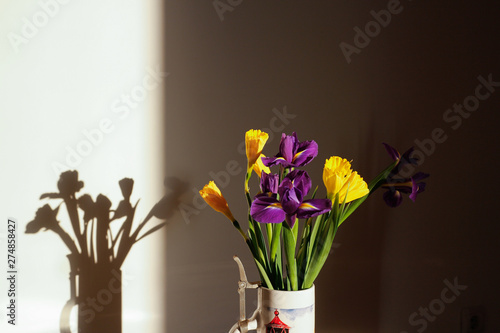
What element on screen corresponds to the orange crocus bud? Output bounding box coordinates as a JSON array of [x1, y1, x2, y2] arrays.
[[199, 181, 235, 221]]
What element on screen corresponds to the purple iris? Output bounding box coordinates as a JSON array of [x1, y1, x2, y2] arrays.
[[262, 132, 318, 168], [260, 172, 279, 195], [382, 143, 429, 207], [382, 172, 429, 207], [250, 170, 331, 227], [383, 143, 419, 178]]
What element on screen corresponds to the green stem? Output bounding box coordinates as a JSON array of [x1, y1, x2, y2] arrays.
[[233, 220, 248, 241], [283, 221, 298, 291]]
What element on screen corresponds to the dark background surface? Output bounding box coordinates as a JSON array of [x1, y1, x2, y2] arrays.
[[164, 1, 500, 332]]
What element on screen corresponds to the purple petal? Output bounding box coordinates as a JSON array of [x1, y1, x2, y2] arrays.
[[416, 182, 427, 193], [292, 140, 318, 167], [250, 196, 286, 224], [278, 177, 293, 198], [409, 175, 428, 201], [262, 134, 295, 167], [383, 143, 400, 161], [391, 182, 413, 194], [260, 172, 279, 193], [296, 199, 332, 219], [279, 133, 296, 163], [263, 132, 318, 168], [261, 155, 291, 168], [285, 215, 297, 228], [383, 190, 403, 207], [409, 180, 419, 202], [400, 147, 418, 165], [389, 147, 420, 177], [285, 170, 312, 196], [280, 186, 303, 216]]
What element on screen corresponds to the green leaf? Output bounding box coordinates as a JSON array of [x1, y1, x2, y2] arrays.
[[296, 220, 311, 287], [283, 222, 298, 291], [368, 160, 398, 192], [275, 243, 284, 289], [268, 222, 283, 289], [338, 160, 397, 226], [296, 218, 311, 268], [255, 259, 273, 290], [292, 218, 299, 242], [247, 228, 259, 259], [302, 217, 336, 289], [302, 195, 339, 289], [305, 214, 325, 274], [266, 223, 273, 248], [252, 218, 270, 271], [270, 223, 282, 262]]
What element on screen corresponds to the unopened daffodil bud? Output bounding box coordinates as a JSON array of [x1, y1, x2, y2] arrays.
[[199, 181, 235, 221]]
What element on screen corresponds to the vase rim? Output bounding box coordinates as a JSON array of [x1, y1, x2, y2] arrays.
[[260, 284, 315, 293]]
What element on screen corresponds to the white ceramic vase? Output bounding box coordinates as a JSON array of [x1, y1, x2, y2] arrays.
[[229, 257, 315, 333]]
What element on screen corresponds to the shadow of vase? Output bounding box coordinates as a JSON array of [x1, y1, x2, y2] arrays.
[[77, 263, 123, 333], [59, 255, 123, 333]]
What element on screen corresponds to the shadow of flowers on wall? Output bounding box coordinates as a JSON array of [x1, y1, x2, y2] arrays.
[[26, 170, 167, 333]]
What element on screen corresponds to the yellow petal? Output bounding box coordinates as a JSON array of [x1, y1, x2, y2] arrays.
[[199, 181, 235, 221], [253, 154, 271, 178], [245, 129, 269, 169], [323, 157, 352, 197], [323, 156, 368, 203], [338, 171, 369, 203]]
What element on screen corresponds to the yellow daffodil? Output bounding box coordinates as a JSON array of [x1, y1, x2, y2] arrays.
[[253, 154, 271, 178], [245, 129, 269, 170], [323, 156, 369, 203], [199, 181, 235, 221]]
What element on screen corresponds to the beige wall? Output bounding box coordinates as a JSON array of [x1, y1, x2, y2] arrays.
[[0, 1, 165, 332], [165, 1, 500, 332]]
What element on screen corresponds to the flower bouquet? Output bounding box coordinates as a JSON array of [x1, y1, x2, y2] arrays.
[[200, 130, 428, 291]]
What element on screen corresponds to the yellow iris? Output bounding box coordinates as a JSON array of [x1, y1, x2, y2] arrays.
[[323, 156, 369, 203], [199, 181, 235, 221], [253, 154, 271, 178], [245, 129, 269, 170]]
